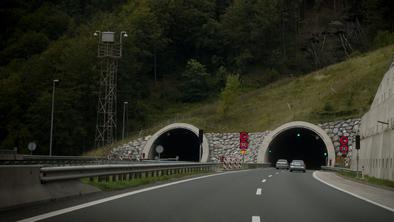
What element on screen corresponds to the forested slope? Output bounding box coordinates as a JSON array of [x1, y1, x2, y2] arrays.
[[1, 0, 393, 155]]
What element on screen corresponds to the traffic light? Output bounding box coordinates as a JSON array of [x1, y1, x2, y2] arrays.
[[269, 150, 272, 153], [297, 133, 300, 137], [323, 152, 327, 156]]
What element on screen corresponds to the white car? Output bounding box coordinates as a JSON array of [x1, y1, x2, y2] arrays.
[[290, 160, 306, 172], [275, 159, 289, 169]]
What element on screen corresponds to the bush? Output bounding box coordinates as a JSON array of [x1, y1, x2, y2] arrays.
[[373, 31, 394, 49]]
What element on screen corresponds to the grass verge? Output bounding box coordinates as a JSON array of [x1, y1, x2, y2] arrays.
[[337, 171, 394, 189], [81, 171, 213, 191]]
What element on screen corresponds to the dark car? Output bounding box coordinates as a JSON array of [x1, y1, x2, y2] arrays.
[[289, 160, 306, 172], [275, 159, 289, 169]]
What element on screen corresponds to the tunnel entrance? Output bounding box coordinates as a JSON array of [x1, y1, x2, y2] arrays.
[[268, 128, 328, 169], [151, 129, 200, 161], [258, 121, 335, 168], [143, 123, 210, 162]]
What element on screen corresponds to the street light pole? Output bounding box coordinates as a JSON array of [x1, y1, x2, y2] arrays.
[[122, 101, 128, 140], [49, 79, 59, 156]]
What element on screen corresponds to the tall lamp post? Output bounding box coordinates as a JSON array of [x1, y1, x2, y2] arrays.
[[122, 101, 128, 140], [49, 79, 59, 156]]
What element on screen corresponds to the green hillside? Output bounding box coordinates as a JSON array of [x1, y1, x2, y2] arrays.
[[88, 45, 394, 156], [152, 45, 394, 133], [2, 1, 394, 156], [182, 45, 394, 132]]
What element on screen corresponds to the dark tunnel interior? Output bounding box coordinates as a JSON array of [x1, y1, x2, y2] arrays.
[[268, 128, 328, 169], [151, 129, 200, 161]]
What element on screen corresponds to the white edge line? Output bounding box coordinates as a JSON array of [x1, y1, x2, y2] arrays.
[[252, 216, 261, 222], [312, 171, 394, 213], [18, 170, 250, 222]]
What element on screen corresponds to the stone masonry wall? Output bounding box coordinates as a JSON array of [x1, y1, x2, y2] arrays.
[[206, 132, 269, 163], [318, 118, 360, 167], [109, 119, 361, 167], [109, 136, 150, 160]]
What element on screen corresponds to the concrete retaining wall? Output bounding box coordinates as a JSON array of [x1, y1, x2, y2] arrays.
[[351, 61, 394, 180], [0, 165, 99, 210]]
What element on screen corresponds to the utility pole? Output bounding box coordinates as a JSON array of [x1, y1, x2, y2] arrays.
[[94, 31, 127, 147], [49, 79, 59, 156], [122, 101, 128, 140]]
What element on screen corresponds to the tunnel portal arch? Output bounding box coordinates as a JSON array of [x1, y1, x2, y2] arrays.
[[257, 121, 335, 167], [142, 123, 209, 162]]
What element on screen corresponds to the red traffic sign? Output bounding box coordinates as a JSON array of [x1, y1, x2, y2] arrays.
[[340, 136, 348, 145], [240, 132, 249, 141], [240, 132, 249, 149], [340, 145, 348, 155], [240, 142, 249, 150]]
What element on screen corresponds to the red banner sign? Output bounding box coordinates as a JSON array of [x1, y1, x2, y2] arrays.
[[339, 136, 349, 155], [240, 132, 249, 149]]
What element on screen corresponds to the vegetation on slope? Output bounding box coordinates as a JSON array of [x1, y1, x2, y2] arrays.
[[1, 0, 394, 155], [141, 45, 394, 133]]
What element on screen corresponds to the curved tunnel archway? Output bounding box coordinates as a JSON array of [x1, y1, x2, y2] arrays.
[[143, 123, 209, 162], [268, 128, 327, 169], [258, 121, 335, 168]]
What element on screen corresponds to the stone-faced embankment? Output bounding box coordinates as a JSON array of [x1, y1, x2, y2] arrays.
[[109, 119, 360, 167]]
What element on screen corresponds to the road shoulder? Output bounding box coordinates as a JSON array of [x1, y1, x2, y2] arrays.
[[313, 171, 394, 212]]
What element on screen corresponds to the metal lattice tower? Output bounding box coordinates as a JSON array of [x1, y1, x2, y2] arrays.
[[94, 31, 127, 148]]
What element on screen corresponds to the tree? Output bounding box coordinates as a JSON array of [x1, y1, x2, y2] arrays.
[[181, 59, 210, 102], [220, 0, 281, 71], [218, 73, 240, 117]]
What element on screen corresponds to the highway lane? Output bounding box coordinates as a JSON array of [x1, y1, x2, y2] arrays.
[[20, 168, 394, 222]]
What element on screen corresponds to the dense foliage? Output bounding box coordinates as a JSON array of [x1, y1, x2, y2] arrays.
[[0, 0, 393, 155]]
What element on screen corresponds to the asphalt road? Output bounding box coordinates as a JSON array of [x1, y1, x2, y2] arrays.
[[13, 168, 394, 222]]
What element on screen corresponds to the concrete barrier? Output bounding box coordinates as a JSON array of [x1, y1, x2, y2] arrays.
[[0, 165, 99, 210]]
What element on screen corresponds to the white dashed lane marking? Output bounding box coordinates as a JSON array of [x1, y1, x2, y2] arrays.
[[268, 175, 272, 178], [256, 188, 262, 195], [262, 179, 266, 183], [252, 216, 261, 222]]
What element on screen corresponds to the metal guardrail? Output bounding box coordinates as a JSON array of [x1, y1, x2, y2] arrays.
[[320, 166, 360, 174], [39, 162, 270, 183], [40, 163, 221, 183], [0, 155, 110, 166]]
